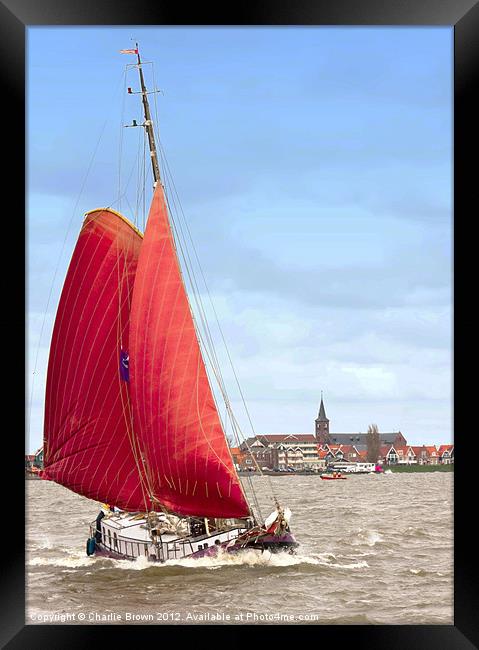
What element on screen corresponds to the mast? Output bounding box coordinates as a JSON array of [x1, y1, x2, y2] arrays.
[[135, 44, 161, 186]]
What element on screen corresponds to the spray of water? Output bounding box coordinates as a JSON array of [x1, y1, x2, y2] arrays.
[[28, 547, 368, 571]]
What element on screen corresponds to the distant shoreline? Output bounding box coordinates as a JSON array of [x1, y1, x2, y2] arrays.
[[238, 465, 454, 476], [388, 464, 454, 473]]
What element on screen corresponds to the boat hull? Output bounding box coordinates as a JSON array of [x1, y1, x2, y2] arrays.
[[90, 534, 298, 562], [87, 511, 298, 563], [320, 475, 347, 480]]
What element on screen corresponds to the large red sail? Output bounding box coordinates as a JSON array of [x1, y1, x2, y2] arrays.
[[43, 209, 152, 511], [129, 185, 250, 518]]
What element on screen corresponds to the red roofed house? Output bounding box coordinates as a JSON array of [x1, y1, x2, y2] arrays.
[[323, 444, 361, 464], [229, 447, 247, 470], [265, 434, 318, 470], [236, 438, 278, 471], [240, 434, 321, 470], [438, 445, 454, 464], [339, 444, 361, 463], [410, 445, 439, 465], [395, 445, 417, 465], [381, 445, 399, 465], [317, 447, 329, 469], [425, 446, 440, 465]]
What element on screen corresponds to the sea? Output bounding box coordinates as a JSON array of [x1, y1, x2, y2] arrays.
[[26, 472, 453, 625]]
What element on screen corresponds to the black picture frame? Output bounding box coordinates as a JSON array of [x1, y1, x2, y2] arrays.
[[5, 0, 476, 647]]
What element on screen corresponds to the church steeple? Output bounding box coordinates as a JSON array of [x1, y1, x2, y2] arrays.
[[318, 392, 327, 420], [315, 392, 330, 443]]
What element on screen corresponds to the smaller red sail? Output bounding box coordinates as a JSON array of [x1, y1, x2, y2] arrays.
[[129, 185, 250, 519], [43, 209, 151, 511]]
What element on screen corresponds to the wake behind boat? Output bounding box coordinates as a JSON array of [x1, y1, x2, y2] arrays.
[[41, 45, 298, 563]]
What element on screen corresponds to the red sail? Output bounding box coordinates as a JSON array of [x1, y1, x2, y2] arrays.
[[129, 186, 250, 518], [43, 209, 152, 511]]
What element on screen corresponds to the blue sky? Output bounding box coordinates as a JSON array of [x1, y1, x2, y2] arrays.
[[27, 26, 452, 452]]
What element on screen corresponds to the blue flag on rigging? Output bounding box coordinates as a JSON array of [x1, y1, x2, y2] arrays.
[[119, 349, 129, 381]]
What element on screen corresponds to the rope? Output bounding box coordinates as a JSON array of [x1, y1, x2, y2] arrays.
[[117, 68, 127, 214], [155, 133, 279, 515], [154, 133, 279, 522]]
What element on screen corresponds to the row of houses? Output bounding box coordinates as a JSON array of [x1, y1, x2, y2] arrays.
[[231, 437, 454, 472], [26, 437, 454, 477], [27, 399, 453, 475], [230, 397, 453, 472]]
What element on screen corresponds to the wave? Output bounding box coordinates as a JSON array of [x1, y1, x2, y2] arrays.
[[28, 555, 95, 569], [408, 568, 450, 578], [116, 550, 368, 571], [351, 529, 385, 547], [27, 548, 368, 572]]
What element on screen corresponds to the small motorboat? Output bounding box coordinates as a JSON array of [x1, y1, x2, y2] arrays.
[[320, 473, 347, 480]]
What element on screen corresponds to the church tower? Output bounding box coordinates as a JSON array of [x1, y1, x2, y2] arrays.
[[315, 393, 330, 444]]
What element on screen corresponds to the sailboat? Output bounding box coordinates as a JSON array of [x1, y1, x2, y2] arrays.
[[41, 46, 298, 562]]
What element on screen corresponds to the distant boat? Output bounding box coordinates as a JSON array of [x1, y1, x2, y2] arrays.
[[41, 45, 298, 563], [320, 475, 347, 480]]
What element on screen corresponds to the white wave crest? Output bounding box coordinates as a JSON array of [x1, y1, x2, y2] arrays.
[[28, 548, 369, 572], [352, 529, 385, 547], [28, 554, 94, 568], [107, 549, 368, 571], [108, 549, 322, 570]]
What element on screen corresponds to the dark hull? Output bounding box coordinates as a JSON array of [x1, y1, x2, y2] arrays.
[[189, 533, 298, 559]]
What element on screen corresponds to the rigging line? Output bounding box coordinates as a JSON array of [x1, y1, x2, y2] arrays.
[[160, 184, 261, 514], [163, 185, 221, 375], [193, 353, 250, 507], [137, 70, 238, 451], [162, 179, 268, 521], [107, 136, 143, 217], [28, 70, 127, 452], [152, 62, 161, 141], [227, 415, 264, 521], [159, 153, 230, 401], [143, 130, 148, 230], [123, 195, 136, 226], [157, 143, 279, 508], [149, 100, 275, 516], [156, 139, 239, 386], [114, 228, 151, 512], [139, 125, 147, 230], [134, 124, 144, 227], [139, 129, 144, 228], [164, 201, 229, 416], [133, 123, 142, 227], [159, 140, 264, 443], [222, 402, 267, 511], [160, 150, 251, 433], [118, 67, 128, 214], [125, 151, 262, 517], [164, 193, 232, 416], [158, 157, 261, 451]]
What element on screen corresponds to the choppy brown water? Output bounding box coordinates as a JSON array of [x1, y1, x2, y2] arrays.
[[26, 472, 453, 625]]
